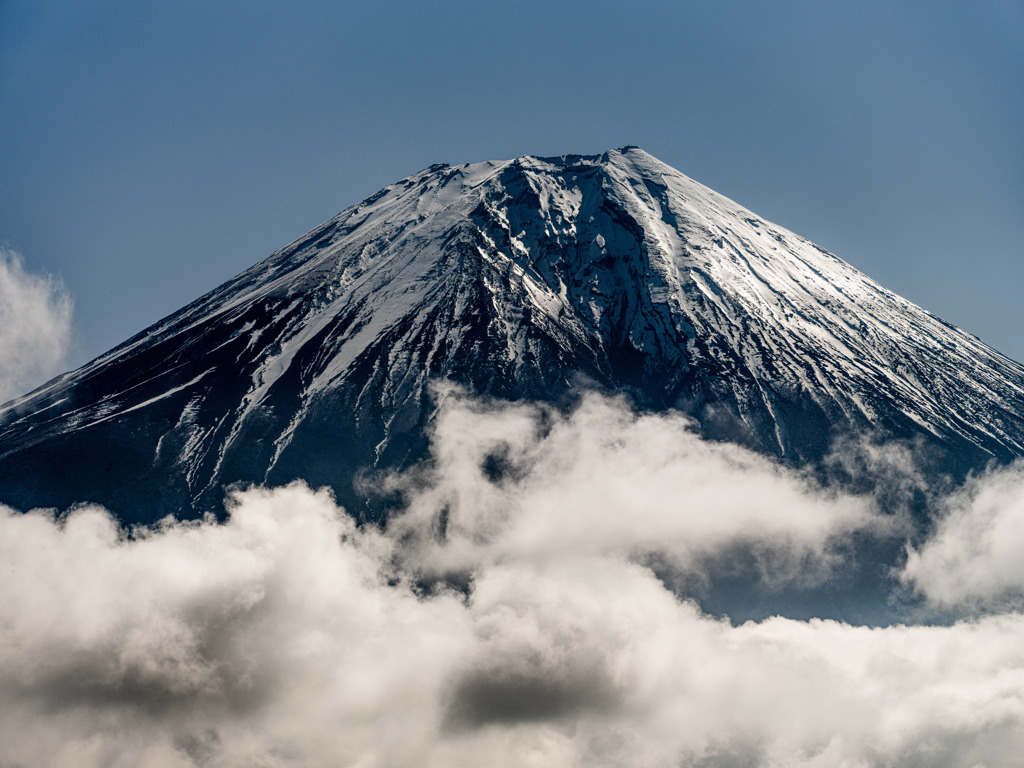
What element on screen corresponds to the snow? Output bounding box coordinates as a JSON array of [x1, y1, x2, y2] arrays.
[[84, 370, 213, 428]]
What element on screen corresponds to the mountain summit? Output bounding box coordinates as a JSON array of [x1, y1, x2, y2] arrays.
[[3, 147, 1024, 521]]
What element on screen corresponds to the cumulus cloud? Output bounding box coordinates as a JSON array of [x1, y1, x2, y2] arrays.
[[5, 390, 1024, 766], [0, 485, 466, 768], [902, 461, 1024, 610], [3, 475, 1024, 767], [0, 247, 73, 402]]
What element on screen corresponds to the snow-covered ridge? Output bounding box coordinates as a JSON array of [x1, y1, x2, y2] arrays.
[[2, 147, 1023, 520]]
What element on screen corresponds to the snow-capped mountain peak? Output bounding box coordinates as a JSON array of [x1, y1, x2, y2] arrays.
[[3, 147, 1023, 521]]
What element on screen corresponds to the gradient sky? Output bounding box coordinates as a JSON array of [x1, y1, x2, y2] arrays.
[[2, 0, 1022, 369]]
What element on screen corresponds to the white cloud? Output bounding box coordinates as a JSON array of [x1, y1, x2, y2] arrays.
[[0, 247, 73, 402], [388, 385, 891, 588], [902, 461, 1024, 610], [2, 481, 1024, 767], [4, 392, 1024, 766], [0, 486, 470, 768]]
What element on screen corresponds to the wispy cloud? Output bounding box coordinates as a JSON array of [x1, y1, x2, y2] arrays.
[[387, 385, 890, 588], [0, 248, 73, 403], [901, 461, 1024, 611], [4, 391, 1024, 766]]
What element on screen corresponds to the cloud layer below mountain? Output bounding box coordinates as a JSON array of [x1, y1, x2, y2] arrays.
[[3, 391, 1024, 767], [0, 248, 73, 403]]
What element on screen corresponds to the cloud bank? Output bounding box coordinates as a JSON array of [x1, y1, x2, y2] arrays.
[[0, 247, 73, 403], [3, 391, 1024, 766]]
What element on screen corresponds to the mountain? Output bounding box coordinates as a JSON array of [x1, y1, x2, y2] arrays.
[[3, 146, 1024, 523]]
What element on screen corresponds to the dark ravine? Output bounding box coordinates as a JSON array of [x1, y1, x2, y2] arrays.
[[3, 146, 1024, 524]]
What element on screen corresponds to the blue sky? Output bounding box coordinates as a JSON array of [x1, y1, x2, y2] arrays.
[[2, 0, 1022, 367]]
